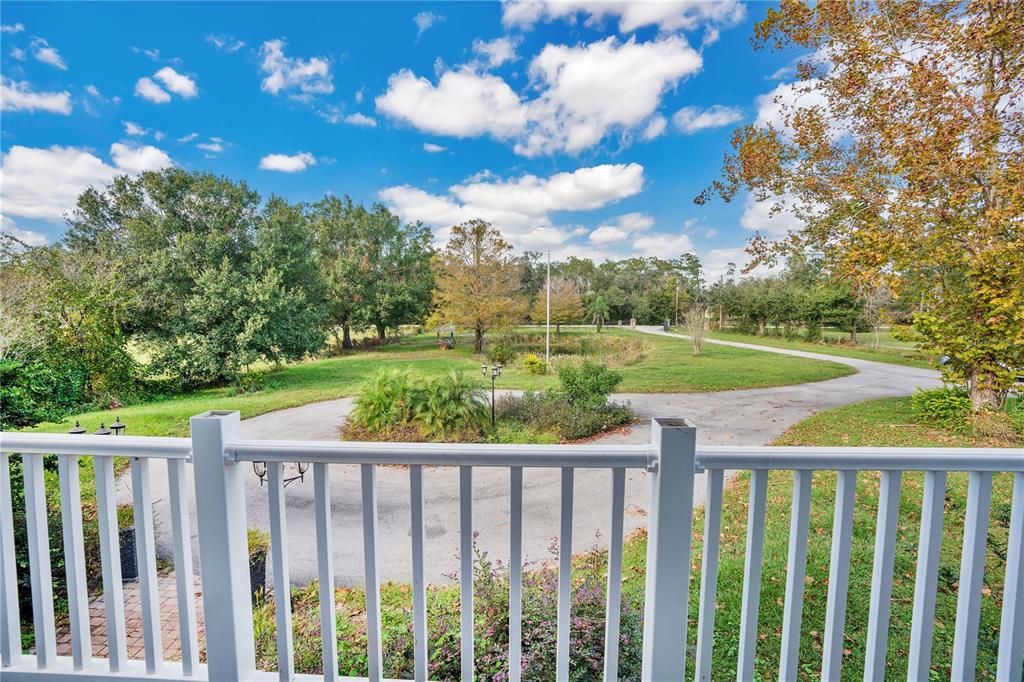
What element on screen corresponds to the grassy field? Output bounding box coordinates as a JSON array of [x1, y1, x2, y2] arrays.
[[27, 328, 852, 437], [699, 328, 932, 368], [664, 397, 1017, 680]]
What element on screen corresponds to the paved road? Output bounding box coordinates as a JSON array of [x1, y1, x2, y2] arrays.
[[136, 327, 938, 586]]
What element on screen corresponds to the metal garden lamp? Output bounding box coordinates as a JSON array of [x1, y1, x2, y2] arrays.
[[482, 363, 503, 428], [68, 421, 86, 435], [111, 417, 126, 435], [94, 423, 112, 436]]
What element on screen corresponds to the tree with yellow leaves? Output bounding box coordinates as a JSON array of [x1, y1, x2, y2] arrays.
[[433, 220, 526, 353], [700, 0, 1024, 410], [530, 277, 584, 334]]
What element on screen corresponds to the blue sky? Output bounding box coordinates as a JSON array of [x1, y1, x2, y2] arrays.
[[0, 1, 808, 277]]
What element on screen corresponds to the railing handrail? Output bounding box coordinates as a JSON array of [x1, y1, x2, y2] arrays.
[[227, 439, 656, 468], [697, 445, 1024, 472], [0, 432, 191, 459]]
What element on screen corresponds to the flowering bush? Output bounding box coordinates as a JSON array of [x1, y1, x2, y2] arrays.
[[252, 541, 644, 680], [522, 353, 546, 375]]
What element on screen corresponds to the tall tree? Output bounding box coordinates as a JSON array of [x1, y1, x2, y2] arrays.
[[700, 1, 1024, 409], [531, 277, 584, 334], [433, 220, 525, 353], [308, 195, 364, 350]]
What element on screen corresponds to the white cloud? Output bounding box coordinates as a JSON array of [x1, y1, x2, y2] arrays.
[[206, 34, 246, 53], [518, 36, 702, 156], [30, 37, 66, 70], [84, 84, 101, 97], [355, 88, 365, 103], [0, 216, 47, 247], [108, 143, 172, 174], [10, 47, 26, 61], [259, 39, 333, 97], [673, 104, 743, 133], [588, 211, 654, 244], [740, 193, 806, 238], [705, 228, 717, 238], [1, 23, 25, 33], [633, 232, 695, 258], [153, 131, 165, 141], [258, 152, 316, 172], [700, 245, 778, 281], [472, 36, 518, 68], [378, 35, 700, 156], [153, 67, 197, 98], [642, 115, 667, 140], [123, 120, 147, 136], [414, 11, 444, 37], [379, 162, 644, 250], [0, 77, 72, 114], [376, 67, 527, 139], [343, 112, 376, 127], [196, 141, 224, 154], [0, 144, 171, 222], [135, 76, 171, 103], [423, 142, 447, 153], [502, 0, 745, 34], [177, 132, 198, 143]]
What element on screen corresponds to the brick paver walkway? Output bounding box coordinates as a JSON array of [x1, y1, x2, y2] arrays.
[[55, 571, 206, 661]]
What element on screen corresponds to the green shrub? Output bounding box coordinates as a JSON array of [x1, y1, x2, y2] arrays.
[[348, 369, 487, 440], [522, 353, 546, 375], [248, 527, 271, 557], [415, 371, 489, 438], [910, 387, 972, 429], [0, 358, 90, 429], [486, 337, 517, 365], [1007, 397, 1024, 437], [551, 361, 622, 409], [496, 392, 633, 441]]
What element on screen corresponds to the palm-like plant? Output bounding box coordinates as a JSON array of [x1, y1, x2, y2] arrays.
[[587, 295, 610, 333], [416, 370, 488, 437], [350, 368, 418, 431]]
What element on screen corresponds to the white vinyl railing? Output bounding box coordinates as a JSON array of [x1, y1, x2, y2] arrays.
[[0, 411, 1021, 681]]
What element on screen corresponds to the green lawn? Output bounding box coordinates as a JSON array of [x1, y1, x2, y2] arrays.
[[698, 328, 932, 368], [661, 397, 1018, 680], [26, 329, 852, 437]]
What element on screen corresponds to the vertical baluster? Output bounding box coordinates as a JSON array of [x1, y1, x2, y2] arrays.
[[168, 459, 199, 676], [997, 471, 1024, 682], [314, 463, 337, 682], [907, 470, 947, 681], [460, 466, 474, 681], [267, 463, 294, 682], [822, 470, 857, 680], [131, 457, 163, 673], [508, 466, 523, 682], [23, 453, 56, 667], [94, 456, 127, 671], [57, 454, 91, 669], [409, 465, 428, 682], [737, 469, 768, 680], [951, 471, 992, 679], [0, 452, 22, 667], [695, 468, 724, 682], [556, 467, 574, 681], [779, 469, 813, 681], [361, 464, 383, 681], [602, 468, 626, 682], [864, 470, 902, 681]]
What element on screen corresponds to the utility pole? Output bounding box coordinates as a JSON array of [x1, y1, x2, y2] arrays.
[[545, 250, 551, 367], [674, 280, 680, 327]]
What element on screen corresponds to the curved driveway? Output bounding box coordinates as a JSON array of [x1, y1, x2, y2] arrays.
[[144, 327, 939, 586]]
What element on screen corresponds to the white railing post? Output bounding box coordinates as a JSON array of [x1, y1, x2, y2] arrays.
[[190, 410, 256, 681], [641, 417, 696, 681]]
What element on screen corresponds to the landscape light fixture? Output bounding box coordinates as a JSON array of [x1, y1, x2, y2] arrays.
[[68, 421, 86, 435], [482, 363, 503, 427], [111, 417, 126, 436]]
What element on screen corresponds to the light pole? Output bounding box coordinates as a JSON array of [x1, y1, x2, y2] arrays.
[[481, 363, 503, 428], [545, 250, 551, 368]]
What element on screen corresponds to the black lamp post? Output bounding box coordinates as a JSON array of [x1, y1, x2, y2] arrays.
[[481, 363, 503, 428], [111, 417, 126, 436]]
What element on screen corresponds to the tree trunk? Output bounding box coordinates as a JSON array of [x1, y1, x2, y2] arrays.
[[758, 320, 764, 335], [849, 320, 857, 344], [376, 324, 386, 341], [474, 326, 484, 353], [969, 369, 1002, 411], [556, 322, 561, 335], [342, 323, 353, 350]]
